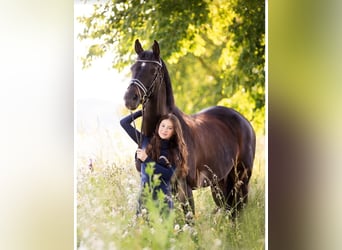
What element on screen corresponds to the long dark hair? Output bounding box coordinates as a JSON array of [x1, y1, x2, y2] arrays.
[[146, 113, 188, 178]]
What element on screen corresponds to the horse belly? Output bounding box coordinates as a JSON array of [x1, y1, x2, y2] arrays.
[[182, 106, 255, 188], [192, 127, 239, 184]]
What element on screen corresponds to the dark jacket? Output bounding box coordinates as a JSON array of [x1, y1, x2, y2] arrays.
[[120, 111, 176, 205]]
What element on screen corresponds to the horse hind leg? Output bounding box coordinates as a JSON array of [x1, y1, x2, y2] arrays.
[[207, 164, 250, 217], [210, 174, 227, 210], [226, 161, 251, 218]]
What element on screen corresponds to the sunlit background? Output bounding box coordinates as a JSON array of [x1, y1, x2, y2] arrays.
[[75, 1, 137, 165], [75, 2, 128, 126]]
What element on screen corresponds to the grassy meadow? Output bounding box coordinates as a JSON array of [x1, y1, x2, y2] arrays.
[[77, 124, 265, 250]]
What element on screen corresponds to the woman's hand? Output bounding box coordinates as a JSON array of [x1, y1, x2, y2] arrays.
[[158, 155, 171, 167], [136, 148, 148, 162]]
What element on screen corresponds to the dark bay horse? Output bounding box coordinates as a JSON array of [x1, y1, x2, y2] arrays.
[[124, 39, 256, 217]]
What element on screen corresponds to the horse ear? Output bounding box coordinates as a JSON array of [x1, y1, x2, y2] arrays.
[[152, 40, 160, 58], [135, 39, 144, 54]]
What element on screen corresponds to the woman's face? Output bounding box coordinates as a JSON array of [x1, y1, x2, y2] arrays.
[[158, 119, 174, 140]]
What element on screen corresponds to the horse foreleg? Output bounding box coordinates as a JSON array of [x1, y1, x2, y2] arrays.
[[176, 178, 195, 223]]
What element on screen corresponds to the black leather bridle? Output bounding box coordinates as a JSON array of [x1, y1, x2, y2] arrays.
[[129, 59, 163, 105], [129, 59, 163, 147]]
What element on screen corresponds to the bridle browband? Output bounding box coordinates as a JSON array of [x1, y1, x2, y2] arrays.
[[136, 59, 162, 67]]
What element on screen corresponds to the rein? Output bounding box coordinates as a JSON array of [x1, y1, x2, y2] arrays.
[[130, 109, 143, 147]]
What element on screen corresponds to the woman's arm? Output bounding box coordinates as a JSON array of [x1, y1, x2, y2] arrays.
[[144, 157, 175, 180], [120, 110, 142, 144], [154, 163, 175, 180]]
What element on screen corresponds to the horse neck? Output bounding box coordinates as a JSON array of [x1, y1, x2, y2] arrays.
[[141, 105, 159, 137], [142, 76, 173, 137]]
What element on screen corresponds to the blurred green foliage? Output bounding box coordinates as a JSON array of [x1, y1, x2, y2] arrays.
[[77, 0, 265, 135]]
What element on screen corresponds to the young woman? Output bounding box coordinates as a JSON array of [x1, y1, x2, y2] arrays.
[[120, 110, 188, 212]]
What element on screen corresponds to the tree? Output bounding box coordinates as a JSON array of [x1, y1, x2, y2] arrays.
[[77, 0, 265, 134]]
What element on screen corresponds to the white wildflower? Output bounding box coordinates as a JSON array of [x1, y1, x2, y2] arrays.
[[141, 208, 147, 215], [185, 211, 193, 220], [182, 223, 190, 232], [214, 238, 222, 247], [122, 230, 128, 238]]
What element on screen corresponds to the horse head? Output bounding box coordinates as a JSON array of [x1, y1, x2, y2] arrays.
[[124, 39, 163, 110]]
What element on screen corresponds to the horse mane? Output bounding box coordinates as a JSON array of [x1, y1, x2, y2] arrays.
[[160, 59, 175, 110]]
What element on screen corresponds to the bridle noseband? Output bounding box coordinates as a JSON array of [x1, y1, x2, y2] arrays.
[[129, 59, 163, 104]]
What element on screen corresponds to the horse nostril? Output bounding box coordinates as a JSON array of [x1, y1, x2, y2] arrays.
[[133, 94, 139, 101]]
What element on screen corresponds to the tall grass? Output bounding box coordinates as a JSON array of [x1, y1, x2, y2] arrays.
[[77, 127, 265, 250]]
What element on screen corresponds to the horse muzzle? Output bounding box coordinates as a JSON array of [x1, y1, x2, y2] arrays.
[[123, 87, 141, 110]]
